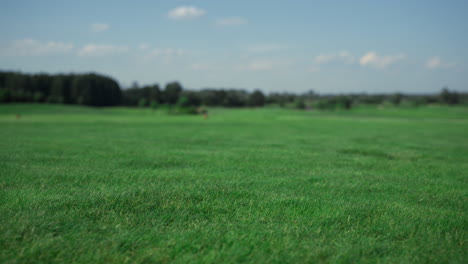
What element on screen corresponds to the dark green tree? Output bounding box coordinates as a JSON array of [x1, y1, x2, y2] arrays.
[[248, 90, 266, 107], [163, 82, 183, 105], [390, 93, 403, 106], [50, 75, 66, 103], [180, 91, 201, 107], [223, 90, 248, 107], [295, 100, 306, 109], [439, 87, 459, 105], [199, 89, 227, 106]]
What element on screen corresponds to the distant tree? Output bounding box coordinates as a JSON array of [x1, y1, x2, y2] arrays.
[[295, 100, 306, 109], [163, 82, 183, 105], [7, 70, 463, 111], [121, 83, 161, 107], [138, 98, 147, 107], [0, 89, 8, 102], [180, 91, 202, 107], [176, 96, 190, 108], [122, 87, 141, 106], [314, 99, 332, 110], [0, 71, 121, 106], [71, 74, 93, 105], [33, 91, 44, 102], [172, 96, 198, 114], [314, 96, 352, 110], [223, 90, 248, 107], [303, 90, 317, 101], [60, 75, 75, 103], [150, 100, 159, 110], [389, 93, 403, 106], [31, 74, 53, 98], [199, 89, 227, 106], [50, 76, 66, 103], [0, 72, 6, 89], [354, 94, 385, 105], [336, 96, 352, 109], [267, 92, 297, 107], [248, 90, 265, 107], [459, 92, 468, 105], [439, 87, 459, 105], [70, 73, 121, 106], [148, 84, 162, 103]]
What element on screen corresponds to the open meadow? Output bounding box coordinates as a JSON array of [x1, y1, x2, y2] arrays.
[[0, 104, 467, 263]]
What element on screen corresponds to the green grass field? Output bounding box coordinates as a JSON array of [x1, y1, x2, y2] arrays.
[[1, 104, 467, 263]]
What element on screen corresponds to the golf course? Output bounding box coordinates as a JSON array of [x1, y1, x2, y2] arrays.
[[0, 104, 466, 263]]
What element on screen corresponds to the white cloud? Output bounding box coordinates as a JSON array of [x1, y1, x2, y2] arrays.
[[425, 56, 455, 69], [359, 51, 405, 68], [216, 17, 248, 26], [314, 51, 355, 65], [78, 44, 128, 56], [0, 39, 74, 56], [90, 23, 109, 32], [139, 43, 150, 51], [168, 6, 205, 20], [425, 57, 441, 69]]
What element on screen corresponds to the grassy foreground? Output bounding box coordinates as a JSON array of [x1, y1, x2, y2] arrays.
[[0, 104, 467, 263]]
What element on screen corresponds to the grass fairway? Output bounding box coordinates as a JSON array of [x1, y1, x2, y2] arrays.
[[0, 104, 467, 263]]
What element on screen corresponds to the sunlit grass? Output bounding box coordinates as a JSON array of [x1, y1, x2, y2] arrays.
[[1, 104, 467, 263]]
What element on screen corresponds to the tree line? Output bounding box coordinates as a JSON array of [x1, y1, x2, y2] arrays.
[[1, 71, 466, 110], [0, 71, 268, 108], [0, 71, 121, 106], [122, 82, 267, 108]]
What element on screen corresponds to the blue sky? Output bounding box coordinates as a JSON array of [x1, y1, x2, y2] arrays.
[[0, 0, 467, 93]]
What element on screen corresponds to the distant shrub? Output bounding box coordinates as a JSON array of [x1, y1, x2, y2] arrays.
[[177, 96, 190, 108], [389, 93, 403, 106], [314, 96, 352, 110], [336, 96, 352, 109], [222, 90, 248, 107], [248, 90, 266, 107], [162, 97, 198, 115], [47, 96, 64, 104], [9, 90, 33, 102], [163, 82, 183, 105], [314, 99, 333, 110], [150, 100, 159, 110], [460, 93, 468, 106], [180, 91, 202, 107], [138, 98, 147, 108], [0, 89, 8, 102], [439, 88, 459, 105], [401, 97, 427, 107], [295, 100, 306, 109], [380, 100, 395, 108], [33, 91, 44, 102], [77, 96, 85, 105], [354, 94, 385, 105]]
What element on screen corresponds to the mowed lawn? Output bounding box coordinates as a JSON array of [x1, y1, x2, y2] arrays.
[[0, 104, 467, 263]]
